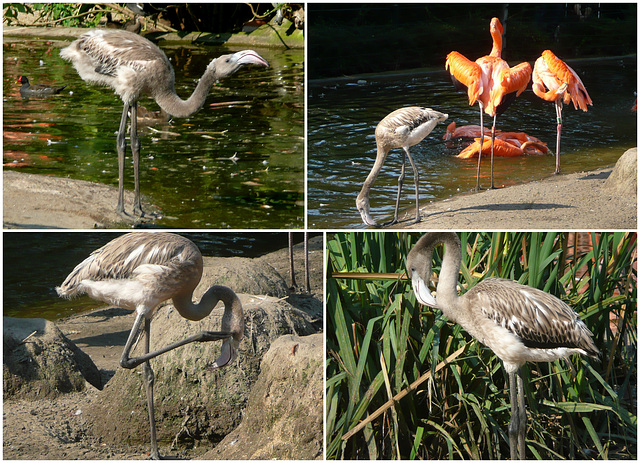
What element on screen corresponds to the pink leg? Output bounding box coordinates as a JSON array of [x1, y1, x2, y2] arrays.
[[489, 114, 497, 189], [554, 100, 563, 174], [475, 103, 484, 191]]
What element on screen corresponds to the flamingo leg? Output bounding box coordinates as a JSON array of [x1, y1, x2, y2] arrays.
[[554, 100, 563, 174], [390, 149, 406, 225], [120, 318, 234, 370], [475, 102, 485, 191], [404, 147, 421, 224], [517, 368, 527, 459], [489, 113, 497, 189], [116, 103, 130, 216], [120, 312, 235, 458], [130, 101, 144, 217], [142, 317, 160, 460], [508, 370, 519, 460], [508, 368, 527, 460]]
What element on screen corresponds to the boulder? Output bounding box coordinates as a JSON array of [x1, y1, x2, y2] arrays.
[[202, 256, 289, 298], [201, 333, 323, 460], [604, 147, 637, 196]]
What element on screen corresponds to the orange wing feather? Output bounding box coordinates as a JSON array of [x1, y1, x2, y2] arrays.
[[446, 51, 483, 106], [541, 50, 576, 85]]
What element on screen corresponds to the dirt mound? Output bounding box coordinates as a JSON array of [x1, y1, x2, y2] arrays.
[[202, 256, 289, 297], [84, 295, 317, 454], [3, 317, 102, 400], [202, 333, 323, 460]]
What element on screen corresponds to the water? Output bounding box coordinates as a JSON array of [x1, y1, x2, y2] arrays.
[[308, 57, 637, 229], [3, 36, 304, 229], [3, 231, 307, 320]]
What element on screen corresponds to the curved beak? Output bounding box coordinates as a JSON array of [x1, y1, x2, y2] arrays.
[[411, 273, 438, 308], [209, 337, 239, 369], [232, 50, 269, 68]]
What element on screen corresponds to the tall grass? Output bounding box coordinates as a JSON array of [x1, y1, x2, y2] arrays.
[[326, 232, 637, 460]]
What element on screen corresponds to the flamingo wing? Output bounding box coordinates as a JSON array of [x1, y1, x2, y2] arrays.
[[457, 137, 525, 158], [446, 51, 483, 106], [534, 50, 592, 111]]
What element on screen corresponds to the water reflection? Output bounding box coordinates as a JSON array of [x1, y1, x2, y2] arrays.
[[3, 36, 304, 229], [308, 57, 636, 229], [3, 231, 307, 319]]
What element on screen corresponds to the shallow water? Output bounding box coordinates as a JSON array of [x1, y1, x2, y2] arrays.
[[3, 36, 304, 229], [308, 57, 637, 229], [3, 231, 307, 319]]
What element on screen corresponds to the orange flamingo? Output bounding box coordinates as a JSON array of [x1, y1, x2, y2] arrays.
[[532, 50, 592, 174], [446, 17, 532, 189], [457, 137, 548, 159], [445, 121, 547, 145], [443, 121, 503, 142]]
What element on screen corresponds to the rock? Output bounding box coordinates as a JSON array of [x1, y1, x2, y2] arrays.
[[201, 333, 323, 460], [202, 256, 289, 298], [83, 294, 318, 451], [603, 148, 637, 196], [3, 317, 102, 399]]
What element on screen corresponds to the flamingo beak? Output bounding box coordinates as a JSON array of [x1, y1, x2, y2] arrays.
[[412, 273, 438, 308], [209, 337, 239, 369], [232, 50, 269, 68]]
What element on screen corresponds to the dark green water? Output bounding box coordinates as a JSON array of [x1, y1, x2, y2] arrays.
[[3, 231, 309, 319], [308, 57, 637, 229], [3, 36, 304, 228]]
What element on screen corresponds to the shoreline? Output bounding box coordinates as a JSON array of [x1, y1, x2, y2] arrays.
[[385, 148, 637, 230], [5, 148, 636, 230]]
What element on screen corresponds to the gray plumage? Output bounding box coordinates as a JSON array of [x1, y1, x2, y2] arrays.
[[406, 232, 598, 459], [59, 29, 269, 217], [356, 106, 448, 227], [57, 232, 200, 302], [56, 232, 243, 459]]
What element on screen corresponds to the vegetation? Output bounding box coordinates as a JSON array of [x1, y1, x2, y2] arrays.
[[2, 3, 289, 32], [327, 232, 636, 459]]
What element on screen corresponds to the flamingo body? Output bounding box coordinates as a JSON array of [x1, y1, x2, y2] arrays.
[[356, 106, 448, 227], [57, 232, 243, 459], [457, 137, 548, 159], [445, 17, 532, 189], [532, 50, 592, 174]]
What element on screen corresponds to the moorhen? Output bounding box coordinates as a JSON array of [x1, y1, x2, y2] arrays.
[[17, 76, 67, 97]]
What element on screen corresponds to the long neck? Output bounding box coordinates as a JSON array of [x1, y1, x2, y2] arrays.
[[154, 62, 219, 118], [356, 144, 390, 225], [489, 27, 503, 57], [436, 234, 463, 319], [172, 285, 244, 339]]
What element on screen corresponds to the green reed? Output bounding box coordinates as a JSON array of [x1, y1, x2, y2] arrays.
[[326, 232, 636, 460]]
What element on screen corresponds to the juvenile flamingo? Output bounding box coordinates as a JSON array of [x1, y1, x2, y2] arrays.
[[356, 106, 448, 227], [532, 50, 592, 174], [445, 17, 532, 189], [60, 29, 268, 218], [406, 232, 599, 459], [56, 232, 244, 459]]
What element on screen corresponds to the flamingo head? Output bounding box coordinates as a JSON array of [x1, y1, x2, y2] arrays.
[[356, 194, 381, 228], [490, 17, 503, 36]]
